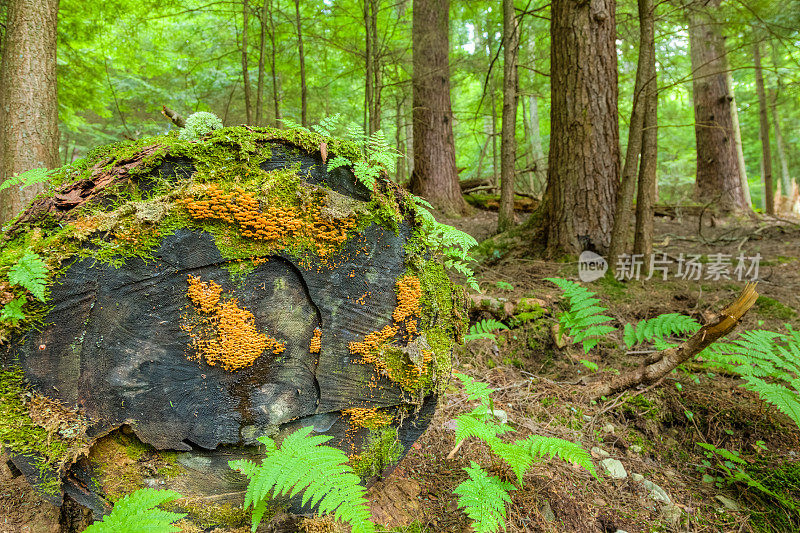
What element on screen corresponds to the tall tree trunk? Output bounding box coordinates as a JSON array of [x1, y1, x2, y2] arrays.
[[727, 69, 751, 208], [608, 0, 650, 264], [364, 0, 373, 132], [536, 0, 620, 255], [395, 96, 407, 183], [410, 0, 467, 215], [753, 40, 774, 215], [498, 0, 520, 233], [0, 0, 60, 226], [269, 1, 281, 126], [255, 0, 268, 126], [370, 0, 381, 133], [526, 94, 546, 194], [241, 0, 253, 124], [633, 0, 657, 260], [487, 29, 499, 187], [769, 88, 791, 194], [687, 0, 749, 212], [294, 0, 307, 127]]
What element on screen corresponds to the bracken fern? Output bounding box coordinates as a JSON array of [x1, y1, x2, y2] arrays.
[[546, 278, 616, 352], [229, 426, 375, 533], [82, 488, 185, 533], [8, 252, 48, 302], [454, 462, 515, 533], [623, 313, 700, 348], [464, 319, 509, 343]]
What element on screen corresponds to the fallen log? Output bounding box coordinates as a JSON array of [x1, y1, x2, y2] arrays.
[[0, 126, 465, 527]]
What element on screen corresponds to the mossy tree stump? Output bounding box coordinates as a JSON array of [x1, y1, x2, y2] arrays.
[[0, 127, 465, 526]]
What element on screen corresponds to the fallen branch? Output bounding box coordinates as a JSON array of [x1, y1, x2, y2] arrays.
[[161, 105, 186, 128], [585, 282, 759, 400], [469, 294, 548, 318]]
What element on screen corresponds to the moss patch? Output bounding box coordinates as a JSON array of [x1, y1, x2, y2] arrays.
[[754, 296, 797, 321], [349, 426, 402, 478]]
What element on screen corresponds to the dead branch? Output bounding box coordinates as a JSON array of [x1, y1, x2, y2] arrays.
[[469, 294, 548, 318], [161, 105, 186, 128], [586, 282, 759, 400]]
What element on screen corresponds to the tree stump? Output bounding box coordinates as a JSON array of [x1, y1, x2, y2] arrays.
[[0, 127, 465, 527]]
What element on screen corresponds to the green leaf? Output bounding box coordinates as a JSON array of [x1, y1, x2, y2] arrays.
[[454, 462, 515, 533], [0, 168, 54, 193], [82, 488, 185, 533], [1, 298, 27, 325], [8, 252, 48, 302]]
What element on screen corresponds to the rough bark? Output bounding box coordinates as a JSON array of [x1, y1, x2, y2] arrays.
[[497, 0, 520, 233], [525, 94, 546, 194], [410, 0, 467, 215], [587, 283, 758, 400], [255, 0, 268, 126], [608, 0, 650, 265], [241, 0, 253, 124], [0, 0, 60, 226], [364, 0, 373, 132], [294, 0, 307, 127], [269, 1, 281, 126], [754, 41, 774, 215], [537, 0, 620, 255], [687, 0, 749, 213], [727, 69, 751, 208], [161, 106, 186, 128], [769, 88, 791, 195], [633, 0, 657, 260], [370, 0, 381, 133]]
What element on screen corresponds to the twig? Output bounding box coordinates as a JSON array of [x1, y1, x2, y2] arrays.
[[161, 105, 186, 128]]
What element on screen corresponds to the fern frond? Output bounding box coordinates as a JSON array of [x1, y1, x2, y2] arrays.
[[327, 155, 352, 173], [83, 488, 185, 533], [8, 252, 48, 302], [454, 372, 496, 403], [352, 161, 379, 190], [229, 426, 375, 532], [1, 297, 27, 326], [280, 117, 311, 134], [525, 435, 598, 479], [454, 463, 515, 533], [345, 122, 368, 146], [624, 313, 701, 347], [454, 414, 512, 446], [0, 167, 54, 193], [546, 278, 616, 352], [312, 113, 342, 136], [464, 319, 509, 342]]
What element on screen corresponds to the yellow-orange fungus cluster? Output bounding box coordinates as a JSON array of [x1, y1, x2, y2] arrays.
[[309, 327, 322, 354], [343, 407, 393, 430], [180, 184, 356, 257], [348, 325, 398, 373], [183, 275, 285, 372], [392, 276, 421, 337]]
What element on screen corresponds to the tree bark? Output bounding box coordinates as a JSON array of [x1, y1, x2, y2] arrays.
[[769, 88, 791, 195], [536, 0, 620, 255], [497, 0, 520, 233], [269, 1, 281, 126], [687, 0, 749, 213], [255, 0, 268, 126], [608, 0, 650, 265], [633, 0, 657, 260], [0, 0, 60, 226], [364, 0, 373, 132], [241, 0, 253, 125], [753, 40, 774, 215], [294, 0, 307, 127], [727, 69, 751, 208], [526, 94, 546, 195], [370, 0, 381, 133], [410, 0, 467, 215]]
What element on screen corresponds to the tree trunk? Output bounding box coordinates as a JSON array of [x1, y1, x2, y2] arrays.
[[370, 0, 381, 133], [0, 0, 60, 226], [497, 0, 520, 233], [537, 0, 620, 255], [410, 0, 466, 215], [255, 0, 268, 126], [608, 0, 650, 265], [687, 0, 749, 212], [633, 0, 657, 260], [241, 0, 253, 125], [294, 0, 307, 127], [364, 0, 373, 132], [769, 88, 791, 195], [395, 96, 407, 183], [269, 1, 281, 126], [526, 94, 546, 195], [727, 69, 751, 208], [754, 41, 774, 215]]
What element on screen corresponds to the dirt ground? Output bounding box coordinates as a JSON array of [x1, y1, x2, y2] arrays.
[[3, 208, 800, 532]]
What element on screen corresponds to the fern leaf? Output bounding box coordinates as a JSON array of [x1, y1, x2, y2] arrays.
[[454, 373, 495, 403], [1, 297, 27, 326], [83, 488, 185, 533], [741, 378, 800, 428], [8, 252, 48, 302], [327, 155, 352, 173], [454, 414, 512, 446], [454, 462, 515, 533], [0, 167, 54, 192], [229, 426, 375, 533], [525, 435, 598, 479], [488, 440, 534, 486], [625, 313, 701, 348], [280, 117, 311, 134]]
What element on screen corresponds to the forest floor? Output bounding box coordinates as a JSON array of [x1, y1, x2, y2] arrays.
[[2, 207, 800, 533]]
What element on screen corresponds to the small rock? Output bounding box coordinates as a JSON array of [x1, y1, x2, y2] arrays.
[[592, 498, 607, 507], [492, 409, 508, 425], [583, 415, 592, 422], [631, 473, 645, 483], [660, 503, 682, 527], [630, 444, 643, 454], [600, 458, 627, 480], [591, 446, 610, 458], [540, 501, 555, 522], [643, 480, 671, 504], [602, 423, 616, 434], [715, 495, 739, 511], [615, 530, 629, 533]]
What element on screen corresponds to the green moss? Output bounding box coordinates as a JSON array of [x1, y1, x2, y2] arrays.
[[745, 459, 800, 532], [164, 498, 253, 529], [755, 296, 797, 321], [350, 426, 402, 478]]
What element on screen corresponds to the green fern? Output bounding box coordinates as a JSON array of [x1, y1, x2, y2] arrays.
[[546, 278, 616, 352], [1, 297, 27, 326], [280, 116, 311, 134], [701, 328, 800, 429], [454, 463, 515, 533], [311, 113, 343, 136], [8, 252, 48, 302], [0, 167, 54, 193], [465, 319, 509, 343], [229, 426, 375, 533], [83, 488, 185, 533], [524, 435, 597, 479], [623, 313, 700, 348], [495, 281, 514, 291]]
